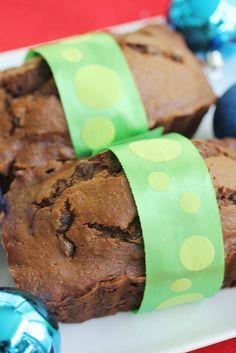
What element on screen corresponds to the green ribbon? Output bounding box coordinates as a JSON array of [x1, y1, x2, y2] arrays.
[[26, 32, 148, 157], [110, 133, 225, 312]]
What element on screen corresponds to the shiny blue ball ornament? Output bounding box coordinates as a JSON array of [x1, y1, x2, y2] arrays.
[[214, 84, 236, 138], [0, 188, 5, 214], [0, 288, 60, 353], [169, 0, 236, 51]]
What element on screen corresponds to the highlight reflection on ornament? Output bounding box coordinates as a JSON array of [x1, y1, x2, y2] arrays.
[[0, 288, 60, 353]]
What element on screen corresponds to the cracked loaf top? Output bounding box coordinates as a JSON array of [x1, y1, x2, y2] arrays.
[[0, 25, 215, 194], [2, 139, 236, 323]]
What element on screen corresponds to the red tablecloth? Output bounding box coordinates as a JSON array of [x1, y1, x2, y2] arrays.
[[0, 1, 235, 352], [0, 0, 168, 52], [191, 338, 236, 353]]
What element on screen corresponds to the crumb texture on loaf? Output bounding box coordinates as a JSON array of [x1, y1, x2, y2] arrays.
[[0, 25, 215, 194], [2, 139, 236, 322]]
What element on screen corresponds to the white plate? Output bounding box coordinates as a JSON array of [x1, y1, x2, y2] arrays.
[[0, 17, 236, 353]]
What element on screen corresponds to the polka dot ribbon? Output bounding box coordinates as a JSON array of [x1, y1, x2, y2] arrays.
[[26, 32, 148, 157], [110, 133, 225, 312]]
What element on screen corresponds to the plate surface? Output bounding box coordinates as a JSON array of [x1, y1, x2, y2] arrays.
[[0, 18, 236, 353]]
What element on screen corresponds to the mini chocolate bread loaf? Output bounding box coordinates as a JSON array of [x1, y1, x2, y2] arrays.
[[0, 25, 215, 194], [2, 139, 236, 323]]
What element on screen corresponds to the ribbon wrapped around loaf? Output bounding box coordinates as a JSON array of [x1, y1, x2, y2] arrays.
[[2, 134, 236, 322], [1, 31, 235, 323], [26, 30, 216, 157]]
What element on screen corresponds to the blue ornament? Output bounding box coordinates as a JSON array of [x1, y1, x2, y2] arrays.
[[0, 188, 5, 214], [0, 288, 60, 353], [214, 84, 236, 138], [169, 0, 236, 51]]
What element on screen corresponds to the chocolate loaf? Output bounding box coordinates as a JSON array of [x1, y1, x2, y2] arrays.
[[0, 24, 215, 194], [2, 139, 236, 323]]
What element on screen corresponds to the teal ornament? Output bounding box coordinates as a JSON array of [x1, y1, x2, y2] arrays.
[[169, 0, 236, 51], [0, 288, 60, 353], [186, 0, 220, 20]]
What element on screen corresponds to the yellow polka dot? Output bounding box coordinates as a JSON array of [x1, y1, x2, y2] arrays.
[[62, 48, 83, 62], [171, 278, 192, 293], [75, 65, 122, 109], [82, 117, 115, 149], [148, 172, 170, 192], [180, 236, 215, 272], [158, 293, 204, 309], [179, 192, 200, 214], [129, 139, 182, 162]]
